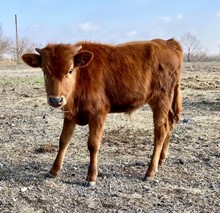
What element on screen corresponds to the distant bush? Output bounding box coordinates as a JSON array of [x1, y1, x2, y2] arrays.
[[183, 52, 220, 62]]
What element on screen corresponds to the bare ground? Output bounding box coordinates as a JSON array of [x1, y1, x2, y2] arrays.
[[0, 62, 219, 213]]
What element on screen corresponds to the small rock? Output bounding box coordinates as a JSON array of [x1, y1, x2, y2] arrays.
[[173, 133, 179, 139], [22, 94, 30, 97], [198, 136, 207, 141], [28, 186, 34, 190], [178, 159, 184, 165], [209, 183, 217, 190], [135, 161, 145, 166], [0, 115, 5, 119], [182, 118, 191, 124], [20, 187, 28, 192], [131, 192, 142, 199]]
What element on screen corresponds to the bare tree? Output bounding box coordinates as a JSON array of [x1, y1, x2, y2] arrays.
[[0, 24, 12, 59], [10, 37, 36, 62], [181, 32, 201, 62]]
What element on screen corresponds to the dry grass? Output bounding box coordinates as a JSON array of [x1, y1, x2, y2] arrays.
[[0, 62, 219, 212]]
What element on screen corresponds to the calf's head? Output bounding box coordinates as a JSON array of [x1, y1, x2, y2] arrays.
[[22, 44, 93, 108]]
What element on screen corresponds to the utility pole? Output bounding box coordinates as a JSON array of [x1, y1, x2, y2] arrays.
[[15, 14, 19, 64]]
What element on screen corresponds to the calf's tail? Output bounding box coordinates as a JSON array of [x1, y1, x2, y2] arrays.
[[172, 83, 182, 123]]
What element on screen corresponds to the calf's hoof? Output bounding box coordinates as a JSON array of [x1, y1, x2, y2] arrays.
[[143, 176, 155, 182], [45, 172, 57, 179], [143, 176, 159, 185], [84, 181, 96, 187]]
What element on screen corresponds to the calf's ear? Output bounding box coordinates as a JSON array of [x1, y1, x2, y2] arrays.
[[74, 51, 94, 68], [22, 54, 41, 68]]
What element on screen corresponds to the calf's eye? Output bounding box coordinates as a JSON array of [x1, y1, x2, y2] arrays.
[[69, 69, 73, 74]]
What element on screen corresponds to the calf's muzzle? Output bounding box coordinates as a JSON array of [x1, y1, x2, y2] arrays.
[[48, 96, 64, 108]]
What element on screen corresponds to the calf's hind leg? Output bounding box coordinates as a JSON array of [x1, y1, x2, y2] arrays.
[[48, 118, 76, 177], [145, 104, 169, 179], [159, 110, 174, 166]]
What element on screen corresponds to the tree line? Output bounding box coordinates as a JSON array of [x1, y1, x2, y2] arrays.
[[0, 23, 220, 62], [0, 23, 36, 62]]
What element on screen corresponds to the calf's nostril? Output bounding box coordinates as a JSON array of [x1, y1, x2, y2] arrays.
[[48, 96, 63, 107], [49, 97, 54, 104], [59, 97, 63, 103]]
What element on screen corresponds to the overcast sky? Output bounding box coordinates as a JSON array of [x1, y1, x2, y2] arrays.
[[1, 0, 220, 54]]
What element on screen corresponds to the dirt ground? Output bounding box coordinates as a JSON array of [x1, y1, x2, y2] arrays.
[[0, 61, 219, 213]]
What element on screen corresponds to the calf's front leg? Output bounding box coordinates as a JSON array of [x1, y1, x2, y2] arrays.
[[49, 118, 76, 177], [86, 112, 107, 186]]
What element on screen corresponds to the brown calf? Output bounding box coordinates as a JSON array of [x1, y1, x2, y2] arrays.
[[22, 38, 183, 186]]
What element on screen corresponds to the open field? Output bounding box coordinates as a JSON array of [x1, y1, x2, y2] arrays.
[[0, 62, 219, 212]]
